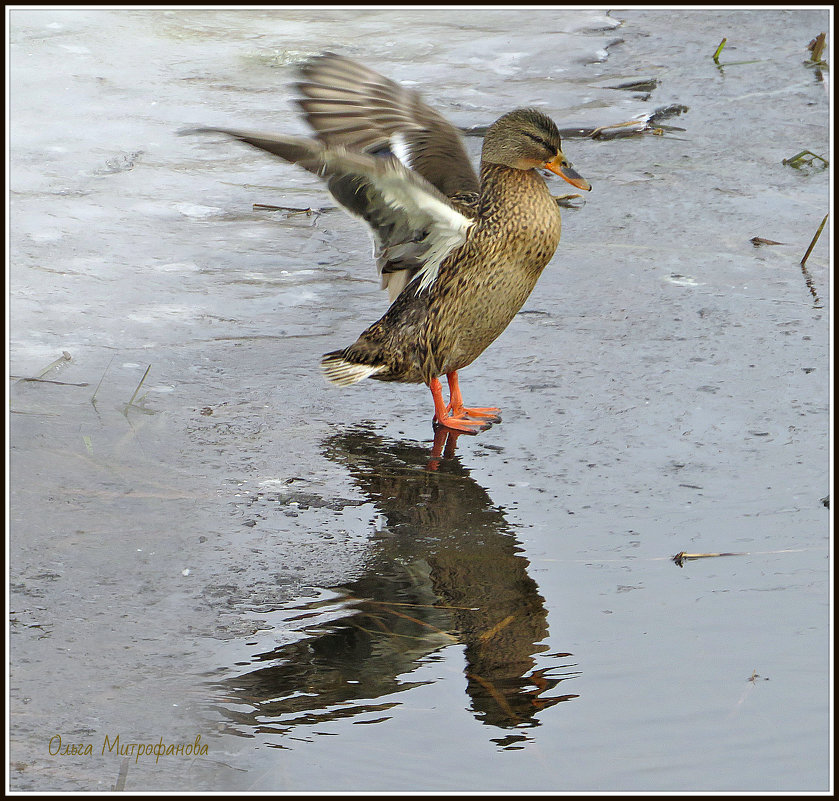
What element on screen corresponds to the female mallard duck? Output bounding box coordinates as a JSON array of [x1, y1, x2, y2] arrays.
[[187, 53, 590, 433]]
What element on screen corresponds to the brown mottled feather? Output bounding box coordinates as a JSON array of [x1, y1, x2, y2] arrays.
[[297, 52, 480, 199], [327, 162, 562, 384]]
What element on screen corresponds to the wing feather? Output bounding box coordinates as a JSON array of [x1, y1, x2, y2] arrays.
[[296, 53, 480, 199], [182, 127, 473, 300]]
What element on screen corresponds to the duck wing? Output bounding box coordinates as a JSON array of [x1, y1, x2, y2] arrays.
[[184, 127, 473, 300], [296, 53, 480, 201]]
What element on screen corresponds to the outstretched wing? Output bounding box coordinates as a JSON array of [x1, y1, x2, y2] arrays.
[[296, 53, 480, 201], [183, 127, 473, 300]]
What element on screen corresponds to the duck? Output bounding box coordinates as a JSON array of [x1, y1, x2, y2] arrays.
[[185, 53, 591, 433]]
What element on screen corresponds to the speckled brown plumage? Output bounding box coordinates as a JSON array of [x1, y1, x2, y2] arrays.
[[330, 162, 563, 385]]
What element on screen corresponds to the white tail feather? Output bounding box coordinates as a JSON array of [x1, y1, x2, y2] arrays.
[[321, 355, 385, 386]]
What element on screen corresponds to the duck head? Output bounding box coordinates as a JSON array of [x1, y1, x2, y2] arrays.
[[482, 108, 591, 191]]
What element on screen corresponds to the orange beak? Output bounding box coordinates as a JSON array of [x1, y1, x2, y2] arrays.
[[545, 154, 591, 191]]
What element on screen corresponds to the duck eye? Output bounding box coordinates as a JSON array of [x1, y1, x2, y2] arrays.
[[522, 131, 554, 152]]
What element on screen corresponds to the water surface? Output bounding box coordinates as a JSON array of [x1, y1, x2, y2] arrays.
[[8, 7, 830, 792]]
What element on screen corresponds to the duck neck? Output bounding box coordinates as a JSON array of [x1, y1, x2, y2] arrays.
[[478, 162, 552, 216]]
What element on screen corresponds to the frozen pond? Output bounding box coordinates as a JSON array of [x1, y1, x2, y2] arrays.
[[8, 7, 830, 792]]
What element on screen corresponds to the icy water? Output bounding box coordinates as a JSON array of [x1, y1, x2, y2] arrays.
[[8, 7, 831, 793]]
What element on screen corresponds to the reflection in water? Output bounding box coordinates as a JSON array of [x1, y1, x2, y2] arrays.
[[215, 425, 579, 748]]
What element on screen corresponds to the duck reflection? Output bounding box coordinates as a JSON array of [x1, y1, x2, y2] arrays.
[[215, 425, 578, 747]]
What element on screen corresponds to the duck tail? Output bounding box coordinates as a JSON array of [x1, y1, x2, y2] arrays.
[[321, 350, 386, 386]]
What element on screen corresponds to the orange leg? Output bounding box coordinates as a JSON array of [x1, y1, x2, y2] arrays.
[[429, 377, 487, 434], [446, 372, 501, 421], [427, 373, 501, 434]]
